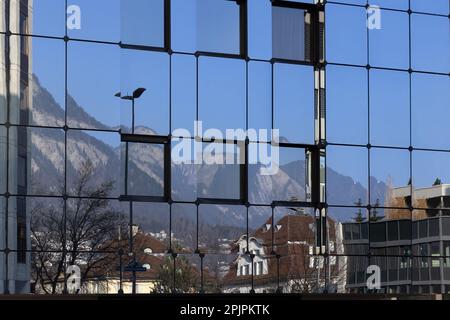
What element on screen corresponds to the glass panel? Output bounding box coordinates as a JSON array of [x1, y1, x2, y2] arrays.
[[370, 0, 409, 10], [120, 49, 169, 135], [248, 0, 271, 60], [197, 141, 241, 200], [370, 148, 410, 208], [121, 0, 165, 47], [171, 138, 197, 202], [67, 42, 120, 130], [198, 205, 246, 254], [68, 0, 120, 42], [29, 197, 65, 294], [171, 0, 241, 55], [124, 141, 164, 197], [171, 204, 197, 253], [327, 146, 368, 209], [411, 0, 449, 15], [248, 61, 272, 140], [11, 127, 65, 196], [369, 10, 409, 69], [249, 143, 307, 204], [204, 254, 240, 293], [27, 36, 65, 128], [274, 63, 314, 144], [197, 0, 240, 54], [171, 54, 196, 137], [413, 150, 450, 202], [67, 130, 121, 198], [327, 65, 368, 145], [21, 0, 65, 37], [411, 74, 450, 150], [272, 6, 309, 62], [132, 202, 170, 253], [0, 127, 6, 194], [198, 57, 246, 138], [326, 4, 367, 65], [370, 69, 409, 147], [411, 14, 449, 73]]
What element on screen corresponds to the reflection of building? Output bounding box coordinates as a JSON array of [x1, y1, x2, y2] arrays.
[[35, 229, 170, 294], [223, 213, 345, 293], [343, 185, 450, 294], [0, 0, 32, 294]]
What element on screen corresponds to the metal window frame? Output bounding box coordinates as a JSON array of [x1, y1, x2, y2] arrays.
[[194, 0, 248, 59], [119, 133, 171, 203], [271, 0, 322, 66]]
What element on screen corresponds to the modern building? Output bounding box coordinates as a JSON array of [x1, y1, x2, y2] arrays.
[[0, 0, 448, 297], [343, 184, 450, 294], [0, 0, 32, 294]]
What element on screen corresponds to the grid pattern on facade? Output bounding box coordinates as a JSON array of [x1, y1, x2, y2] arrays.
[[0, 0, 449, 295]]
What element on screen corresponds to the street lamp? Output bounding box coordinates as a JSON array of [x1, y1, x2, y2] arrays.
[[114, 88, 147, 294], [115, 87, 146, 134]]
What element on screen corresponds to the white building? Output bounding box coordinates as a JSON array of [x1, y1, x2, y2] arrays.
[[0, 0, 33, 294]]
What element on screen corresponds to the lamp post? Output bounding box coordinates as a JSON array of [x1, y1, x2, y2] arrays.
[[115, 87, 146, 134], [114, 88, 147, 294]]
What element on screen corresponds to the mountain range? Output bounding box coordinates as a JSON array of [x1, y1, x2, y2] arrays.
[[28, 75, 388, 248]]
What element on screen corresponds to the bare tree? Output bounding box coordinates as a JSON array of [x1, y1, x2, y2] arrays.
[[31, 160, 127, 294]]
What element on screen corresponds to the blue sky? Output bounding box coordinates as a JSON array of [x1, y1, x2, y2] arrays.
[[30, 0, 449, 192]]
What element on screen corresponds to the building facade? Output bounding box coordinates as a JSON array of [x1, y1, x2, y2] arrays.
[[0, 0, 32, 294], [0, 0, 448, 295], [344, 185, 450, 294]]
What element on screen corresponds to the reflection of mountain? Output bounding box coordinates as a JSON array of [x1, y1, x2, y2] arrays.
[[30, 76, 387, 235]]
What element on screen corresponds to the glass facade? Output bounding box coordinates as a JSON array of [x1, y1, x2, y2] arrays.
[[0, 0, 448, 296]]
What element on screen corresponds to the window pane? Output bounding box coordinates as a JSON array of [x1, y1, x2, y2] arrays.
[[10, 36, 65, 127], [274, 63, 314, 144], [24, 0, 66, 37], [12, 127, 65, 196], [121, 0, 165, 47], [327, 146, 368, 209], [370, 0, 409, 10], [248, 61, 272, 139], [68, 0, 120, 42], [172, 0, 241, 55], [249, 143, 307, 204], [411, 0, 449, 15], [412, 74, 450, 150], [172, 54, 196, 137], [369, 10, 409, 69], [326, 4, 367, 65], [370, 148, 410, 208], [198, 57, 246, 137], [68, 42, 120, 130], [67, 130, 121, 198], [413, 150, 450, 191], [133, 202, 170, 253], [124, 142, 165, 197], [197, 142, 241, 200], [121, 50, 169, 135], [327, 65, 368, 145], [272, 6, 309, 62], [198, 204, 246, 254], [370, 70, 409, 147], [411, 14, 449, 73], [197, 0, 240, 54], [248, 0, 271, 60], [172, 204, 197, 253]]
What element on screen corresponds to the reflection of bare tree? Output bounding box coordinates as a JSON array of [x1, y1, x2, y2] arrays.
[[31, 160, 126, 294], [152, 254, 200, 294]]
